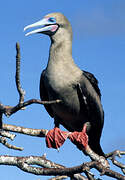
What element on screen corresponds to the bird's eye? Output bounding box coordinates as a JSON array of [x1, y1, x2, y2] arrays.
[[48, 17, 56, 23]]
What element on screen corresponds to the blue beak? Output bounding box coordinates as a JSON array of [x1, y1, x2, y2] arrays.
[[24, 17, 57, 36]]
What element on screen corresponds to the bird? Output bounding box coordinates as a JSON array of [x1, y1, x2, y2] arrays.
[[24, 12, 105, 156]]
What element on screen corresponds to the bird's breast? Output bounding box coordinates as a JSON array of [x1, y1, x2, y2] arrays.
[[44, 69, 88, 131], [45, 70, 80, 110]]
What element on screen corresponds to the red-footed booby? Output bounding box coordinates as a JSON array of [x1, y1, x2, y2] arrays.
[[24, 12, 105, 156]]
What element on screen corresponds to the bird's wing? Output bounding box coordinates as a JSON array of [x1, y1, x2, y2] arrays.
[[82, 70, 101, 99], [78, 70, 104, 125], [40, 70, 54, 117], [77, 72, 104, 156]]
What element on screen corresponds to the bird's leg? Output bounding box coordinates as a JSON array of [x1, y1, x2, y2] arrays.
[[54, 118, 60, 128]]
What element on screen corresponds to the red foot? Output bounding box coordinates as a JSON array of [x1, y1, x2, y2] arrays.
[[68, 124, 88, 150], [45, 124, 88, 151], [46, 127, 69, 149]]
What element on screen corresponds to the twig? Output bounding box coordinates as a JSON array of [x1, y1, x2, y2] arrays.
[[84, 170, 95, 180], [3, 123, 48, 137], [0, 99, 61, 118], [48, 176, 68, 180], [72, 174, 88, 180], [93, 162, 125, 180], [50, 175, 88, 180], [0, 137, 23, 151], [3, 99, 61, 117], [0, 130, 16, 140], [0, 42, 61, 118], [106, 150, 125, 174], [16, 42, 25, 104], [0, 112, 2, 129], [0, 103, 3, 128], [1, 122, 49, 151], [106, 150, 125, 159]]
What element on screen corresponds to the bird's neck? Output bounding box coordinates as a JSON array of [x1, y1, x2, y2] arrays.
[[45, 34, 82, 83], [47, 37, 74, 68]]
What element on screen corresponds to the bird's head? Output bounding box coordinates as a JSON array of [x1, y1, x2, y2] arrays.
[[24, 12, 72, 41]]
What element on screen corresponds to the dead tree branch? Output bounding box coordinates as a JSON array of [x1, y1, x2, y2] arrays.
[[16, 42, 25, 104], [0, 137, 23, 151], [2, 99, 61, 117], [0, 42, 61, 118], [3, 123, 48, 137], [106, 150, 125, 175], [0, 155, 124, 180], [0, 42, 61, 151], [2, 123, 125, 179], [0, 129, 15, 140]]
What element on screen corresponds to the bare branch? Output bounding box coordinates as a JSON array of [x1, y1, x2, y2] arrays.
[[4, 99, 61, 117], [48, 174, 88, 180], [0, 137, 23, 151], [48, 176, 68, 180], [106, 150, 125, 174], [83, 145, 109, 168], [2, 123, 125, 179], [93, 163, 125, 180], [106, 150, 125, 159], [3, 123, 48, 137], [0, 155, 95, 176], [16, 42, 25, 104], [0, 130, 16, 140], [84, 170, 95, 180], [0, 103, 3, 129], [73, 174, 88, 180], [0, 42, 62, 119], [0, 123, 114, 170], [0, 155, 124, 179], [0, 99, 61, 118]]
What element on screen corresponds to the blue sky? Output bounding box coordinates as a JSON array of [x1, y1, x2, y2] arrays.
[[0, 0, 125, 179]]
